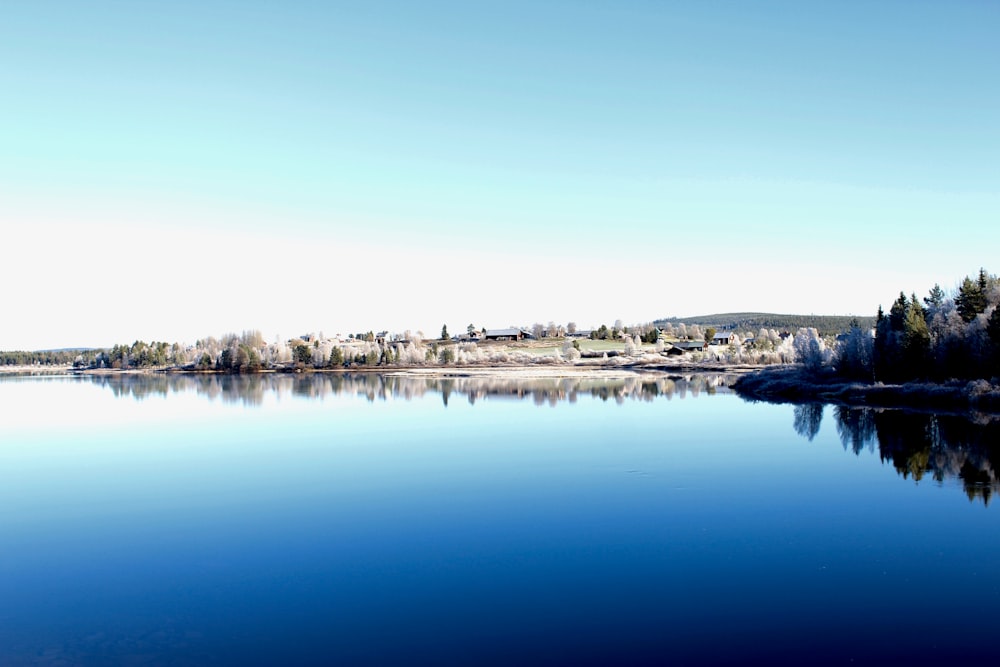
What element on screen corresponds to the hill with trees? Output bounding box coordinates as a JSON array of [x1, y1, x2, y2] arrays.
[[654, 313, 874, 336]]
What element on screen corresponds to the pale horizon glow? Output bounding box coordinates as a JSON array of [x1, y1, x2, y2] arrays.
[[2, 2, 998, 349]]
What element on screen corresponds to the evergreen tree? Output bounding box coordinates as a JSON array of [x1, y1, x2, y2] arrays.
[[988, 308, 1000, 376], [440, 324, 449, 340], [217, 348, 234, 371], [293, 344, 312, 365], [902, 295, 930, 375], [956, 275, 986, 322], [874, 299, 905, 382], [923, 283, 945, 310], [888, 292, 908, 331]]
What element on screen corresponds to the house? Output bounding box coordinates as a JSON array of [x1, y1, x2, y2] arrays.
[[484, 328, 535, 341], [712, 332, 737, 346], [485, 328, 524, 341], [668, 340, 705, 354]]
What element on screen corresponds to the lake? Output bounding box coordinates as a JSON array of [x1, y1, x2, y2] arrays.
[[2, 372, 998, 666]]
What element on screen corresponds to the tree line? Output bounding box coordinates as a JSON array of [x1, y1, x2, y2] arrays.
[[0, 349, 102, 367], [836, 268, 1000, 383], [656, 313, 875, 337]]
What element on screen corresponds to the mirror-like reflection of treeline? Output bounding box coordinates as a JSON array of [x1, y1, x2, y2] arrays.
[[86, 372, 735, 407], [794, 403, 1000, 505]]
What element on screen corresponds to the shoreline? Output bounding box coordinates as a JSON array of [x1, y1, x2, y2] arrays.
[[0, 359, 758, 378], [733, 366, 1000, 416]]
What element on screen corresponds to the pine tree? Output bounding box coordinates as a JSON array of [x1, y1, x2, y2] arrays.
[[902, 295, 930, 376], [956, 275, 986, 322], [988, 308, 1000, 376], [923, 283, 945, 310], [889, 292, 908, 331]]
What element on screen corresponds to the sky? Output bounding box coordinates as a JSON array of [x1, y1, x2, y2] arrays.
[[2, 1, 998, 349]]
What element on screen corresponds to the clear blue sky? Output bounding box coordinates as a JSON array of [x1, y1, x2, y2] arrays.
[[3, 1, 998, 349]]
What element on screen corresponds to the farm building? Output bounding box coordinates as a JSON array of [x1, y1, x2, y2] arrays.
[[668, 340, 705, 354], [712, 332, 737, 346], [484, 328, 532, 341]]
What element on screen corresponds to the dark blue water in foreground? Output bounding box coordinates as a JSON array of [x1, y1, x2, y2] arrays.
[[2, 373, 998, 666]]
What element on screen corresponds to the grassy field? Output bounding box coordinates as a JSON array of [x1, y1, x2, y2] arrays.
[[577, 339, 627, 352]]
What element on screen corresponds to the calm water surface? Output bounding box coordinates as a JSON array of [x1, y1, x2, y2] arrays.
[[1, 373, 998, 666]]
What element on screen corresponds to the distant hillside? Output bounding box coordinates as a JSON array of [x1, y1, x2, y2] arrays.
[[654, 313, 875, 336]]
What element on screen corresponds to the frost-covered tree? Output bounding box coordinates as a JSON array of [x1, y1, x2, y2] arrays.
[[561, 338, 581, 361], [793, 328, 828, 371], [836, 322, 874, 380], [624, 335, 638, 356]]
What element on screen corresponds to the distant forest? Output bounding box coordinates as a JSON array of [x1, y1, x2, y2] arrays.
[[655, 313, 875, 336], [0, 349, 101, 367]]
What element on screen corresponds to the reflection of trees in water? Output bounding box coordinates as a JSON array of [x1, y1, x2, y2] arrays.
[[831, 406, 1000, 506], [793, 404, 824, 441], [89, 372, 735, 408], [834, 406, 877, 454], [91, 374, 269, 406]]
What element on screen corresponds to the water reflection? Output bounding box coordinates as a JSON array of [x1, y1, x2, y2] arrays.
[[792, 403, 824, 441], [81, 371, 736, 407], [806, 405, 1000, 505]]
